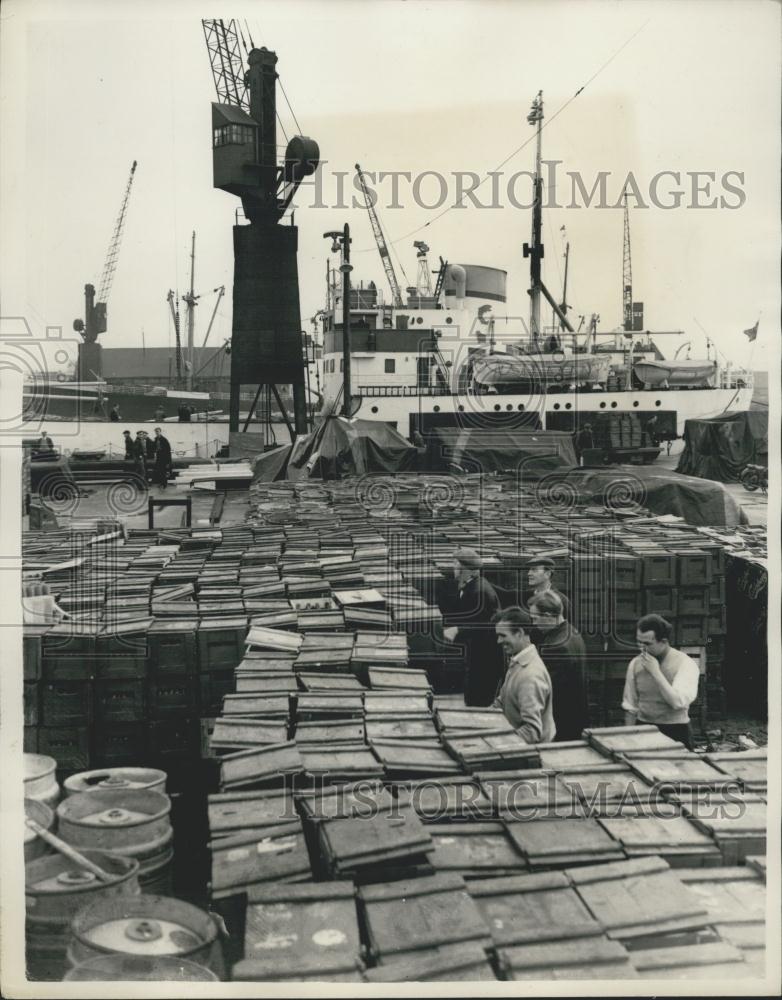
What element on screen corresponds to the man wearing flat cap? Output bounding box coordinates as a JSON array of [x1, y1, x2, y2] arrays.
[[443, 547, 503, 706], [525, 555, 571, 621]]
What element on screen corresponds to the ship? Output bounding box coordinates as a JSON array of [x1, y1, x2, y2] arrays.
[[317, 94, 753, 447]]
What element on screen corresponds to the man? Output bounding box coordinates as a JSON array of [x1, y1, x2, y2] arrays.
[[34, 430, 54, 454], [122, 430, 134, 460], [524, 555, 571, 621], [575, 422, 594, 463], [143, 430, 156, 465], [622, 614, 700, 748], [154, 405, 166, 423], [442, 547, 502, 706], [153, 426, 172, 489], [132, 431, 148, 487], [529, 591, 588, 741], [493, 606, 555, 744], [109, 404, 121, 422]]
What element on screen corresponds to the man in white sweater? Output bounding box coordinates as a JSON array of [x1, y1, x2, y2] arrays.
[[493, 606, 556, 744], [622, 614, 700, 749]]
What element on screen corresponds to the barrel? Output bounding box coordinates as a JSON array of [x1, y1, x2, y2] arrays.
[[64, 955, 219, 982], [25, 850, 140, 981], [24, 753, 60, 809], [67, 895, 223, 977], [56, 789, 173, 894], [64, 768, 167, 797], [24, 798, 55, 863]]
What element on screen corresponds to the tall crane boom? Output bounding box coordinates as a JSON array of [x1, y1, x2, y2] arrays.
[[202, 19, 250, 111], [622, 188, 633, 332], [97, 160, 138, 305], [355, 163, 403, 307]]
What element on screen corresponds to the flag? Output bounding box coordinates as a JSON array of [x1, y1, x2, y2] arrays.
[[743, 320, 759, 342]]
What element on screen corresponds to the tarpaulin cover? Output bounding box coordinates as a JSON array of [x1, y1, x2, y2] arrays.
[[250, 443, 294, 483], [675, 410, 768, 482], [535, 465, 748, 527], [428, 428, 577, 477], [252, 418, 418, 482]]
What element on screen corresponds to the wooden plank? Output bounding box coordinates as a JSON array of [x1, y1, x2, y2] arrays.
[[505, 817, 626, 869], [359, 874, 491, 960], [566, 856, 711, 940], [597, 814, 722, 867], [497, 934, 638, 980], [468, 871, 601, 947], [364, 943, 496, 982], [209, 819, 311, 897], [208, 789, 298, 834], [240, 880, 362, 977]]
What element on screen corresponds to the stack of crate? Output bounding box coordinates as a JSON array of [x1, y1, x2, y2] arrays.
[[570, 531, 726, 732]]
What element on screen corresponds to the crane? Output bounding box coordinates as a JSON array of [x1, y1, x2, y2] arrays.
[[166, 290, 184, 385], [355, 163, 404, 307], [622, 188, 633, 332], [202, 20, 250, 112], [414, 241, 433, 296], [201, 286, 226, 348], [74, 160, 138, 347]]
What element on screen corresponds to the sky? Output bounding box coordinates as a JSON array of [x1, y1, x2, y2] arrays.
[[2, 0, 780, 377]]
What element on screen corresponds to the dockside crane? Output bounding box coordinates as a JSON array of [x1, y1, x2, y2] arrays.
[[202, 19, 319, 438], [166, 290, 184, 386], [73, 160, 138, 380], [355, 163, 404, 307], [622, 188, 633, 332]]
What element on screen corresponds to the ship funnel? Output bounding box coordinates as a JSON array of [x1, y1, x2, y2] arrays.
[[447, 264, 467, 309]]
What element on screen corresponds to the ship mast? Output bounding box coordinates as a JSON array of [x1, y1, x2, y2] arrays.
[[524, 92, 544, 346], [182, 230, 199, 391], [522, 93, 573, 346], [560, 231, 571, 333]]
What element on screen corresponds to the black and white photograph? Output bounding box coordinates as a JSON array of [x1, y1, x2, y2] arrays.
[[1, 0, 779, 995]]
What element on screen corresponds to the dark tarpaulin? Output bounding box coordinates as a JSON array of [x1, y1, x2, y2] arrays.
[[250, 444, 293, 483], [675, 410, 768, 482], [253, 417, 418, 482], [428, 428, 577, 477], [539, 465, 747, 527]]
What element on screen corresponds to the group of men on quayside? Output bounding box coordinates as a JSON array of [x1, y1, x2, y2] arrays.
[[443, 548, 700, 749]]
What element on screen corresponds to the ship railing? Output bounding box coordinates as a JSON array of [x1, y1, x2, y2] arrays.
[[357, 384, 453, 398]]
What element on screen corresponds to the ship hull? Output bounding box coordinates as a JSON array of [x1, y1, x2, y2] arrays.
[[332, 385, 754, 439]]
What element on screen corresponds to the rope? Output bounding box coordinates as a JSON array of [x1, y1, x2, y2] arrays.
[[279, 77, 302, 136], [353, 18, 652, 254]]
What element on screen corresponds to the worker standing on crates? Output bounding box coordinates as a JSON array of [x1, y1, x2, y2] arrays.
[[443, 548, 502, 707], [152, 427, 172, 489], [621, 614, 700, 749]]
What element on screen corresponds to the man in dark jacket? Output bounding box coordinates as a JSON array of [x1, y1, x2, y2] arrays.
[[443, 547, 503, 706], [529, 590, 588, 741], [152, 426, 172, 488], [524, 555, 571, 621], [132, 431, 148, 488], [123, 430, 134, 460]]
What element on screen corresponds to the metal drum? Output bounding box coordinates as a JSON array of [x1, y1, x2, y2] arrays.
[[24, 753, 60, 809], [64, 767, 167, 797], [24, 798, 55, 863], [25, 850, 140, 982], [64, 955, 219, 982], [67, 895, 223, 976], [56, 789, 173, 894]]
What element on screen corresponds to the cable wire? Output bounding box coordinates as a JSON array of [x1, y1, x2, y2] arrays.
[[353, 18, 651, 254]]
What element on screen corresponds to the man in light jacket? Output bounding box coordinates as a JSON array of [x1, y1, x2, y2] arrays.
[[493, 606, 556, 744]]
